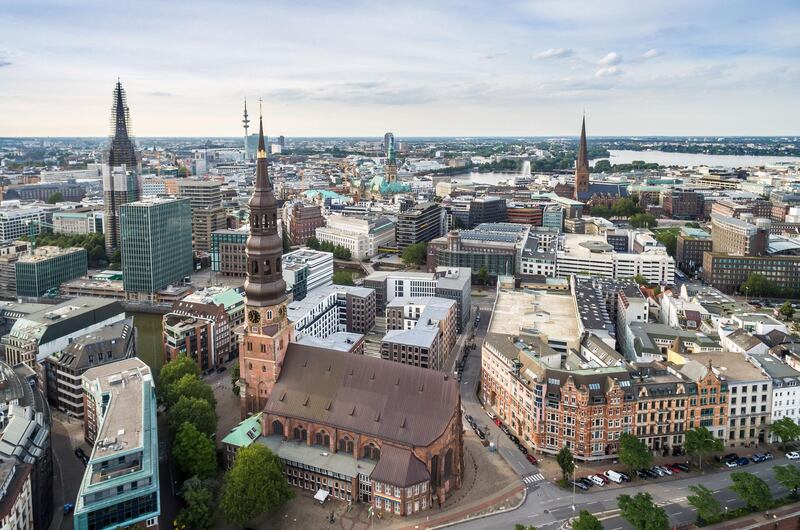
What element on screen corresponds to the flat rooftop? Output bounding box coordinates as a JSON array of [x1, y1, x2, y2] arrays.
[[83, 358, 152, 460], [17, 245, 84, 263], [489, 287, 580, 350]]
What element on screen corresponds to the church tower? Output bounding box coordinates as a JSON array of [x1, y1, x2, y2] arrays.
[[573, 115, 590, 201], [239, 105, 294, 417]]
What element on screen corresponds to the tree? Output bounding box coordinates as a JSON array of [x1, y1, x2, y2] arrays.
[[173, 423, 217, 480], [780, 301, 795, 320], [770, 416, 800, 449], [630, 213, 657, 229], [572, 510, 603, 530], [175, 477, 216, 530], [730, 471, 772, 511], [177, 165, 188, 177], [617, 492, 669, 530], [167, 396, 218, 437], [333, 270, 354, 286], [618, 433, 652, 473], [401, 243, 427, 268], [774, 464, 800, 497], [632, 274, 648, 286], [165, 373, 217, 409], [306, 236, 320, 250], [230, 363, 240, 396], [46, 191, 63, 204], [687, 485, 722, 524], [684, 426, 724, 470], [221, 444, 293, 526], [740, 273, 780, 298], [477, 266, 489, 285], [159, 355, 200, 396], [556, 446, 574, 481], [654, 230, 678, 257]]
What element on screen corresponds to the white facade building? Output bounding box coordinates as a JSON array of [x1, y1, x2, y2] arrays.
[[315, 215, 395, 260], [282, 248, 334, 292], [750, 354, 800, 431]]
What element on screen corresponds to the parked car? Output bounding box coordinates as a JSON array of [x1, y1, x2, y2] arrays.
[[617, 471, 631, 482], [752, 453, 767, 463], [604, 470, 625, 484], [764, 452, 774, 460], [485, 410, 495, 420], [63, 503, 74, 515], [735, 457, 749, 466], [635, 469, 650, 479], [476, 429, 486, 440], [723, 453, 739, 463], [578, 477, 595, 488], [216, 365, 227, 373], [673, 463, 690, 472], [526, 454, 538, 465], [509, 434, 520, 444], [517, 444, 528, 455], [74, 447, 85, 459], [651, 467, 666, 477], [787, 452, 800, 460], [572, 480, 589, 491], [494, 418, 502, 427], [642, 469, 659, 479], [465, 414, 474, 424], [655, 465, 673, 476], [725, 460, 739, 468], [500, 425, 509, 434], [587, 475, 606, 487]]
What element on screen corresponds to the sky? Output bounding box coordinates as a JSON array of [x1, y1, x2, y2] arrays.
[[1, 0, 799, 137]]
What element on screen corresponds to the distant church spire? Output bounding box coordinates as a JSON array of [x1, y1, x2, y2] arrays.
[[108, 80, 137, 167], [573, 113, 590, 201]]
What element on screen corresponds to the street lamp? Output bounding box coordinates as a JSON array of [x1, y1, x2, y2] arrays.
[[572, 464, 579, 512]]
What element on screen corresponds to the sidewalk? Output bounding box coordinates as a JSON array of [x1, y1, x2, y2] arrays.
[[706, 500, 800, 530]]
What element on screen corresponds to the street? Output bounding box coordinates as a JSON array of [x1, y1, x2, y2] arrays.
[[453, 456, 799, 529]]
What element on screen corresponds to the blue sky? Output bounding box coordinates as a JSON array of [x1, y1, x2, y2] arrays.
[[1, 0, 799, 136]]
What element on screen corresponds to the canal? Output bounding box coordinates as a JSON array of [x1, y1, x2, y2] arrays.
[[131, 311, 165, 379]]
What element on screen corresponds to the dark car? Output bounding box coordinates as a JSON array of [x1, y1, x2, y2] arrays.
[[578, 477, 594, 488], [617, 471, 631, 482], [476, 429, 486, 440], [723, 453, 739, 463], [635, 469, 650, 479], [518, 444, 528, 455], [508, 434, 519, 444], [642, 469, 658, 479], [736, 457, 749, 466], [526, 454, 538, 465], [752, 453, 766, 463], [673, 463, 690, 472], [764, 452, 774, 461], [63, 503, 74, 515], [500, 425, 510, 434], [465, 414, 474, 424], [572, 480, 589, 491], [74, 447, 85, 459]]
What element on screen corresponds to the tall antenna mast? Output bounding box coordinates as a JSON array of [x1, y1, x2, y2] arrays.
[[242, 97, 250, 161]]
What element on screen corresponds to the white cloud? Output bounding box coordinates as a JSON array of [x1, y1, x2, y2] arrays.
[[642, 48, 660, 59], [598, 52, 621, 65], [535, 48, 572, 59], [595, 66, 621, 77]]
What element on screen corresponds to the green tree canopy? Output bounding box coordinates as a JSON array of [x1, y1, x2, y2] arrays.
[[221, 444, 293, 526], [165, 373, 217, 410], [774, 464, 800, 497], [167, 395, 218, 437], [740, 273, 782, 298], [46, 191, 64, 204], [556, 446, 575, 481], [159, 355, 200, 395], [477, 266, 489, 286], [618, 433, 652, 473], [306, 236, 320, 250], [333, 270, 355, 286], [630, 212, 658, 229], [572, 509, 603, 530], [780, 301, 795, 320], [617, 492, 669, 530], [230, 363, 240, 396], [173, 422, 217, 480], [730, 471, 772, 512], [687, 485, 722, 524], [684, 426, 724, 470], [175, 476, 216, 530], [401, 243, 428, 267], [770, 416, 800, 449]]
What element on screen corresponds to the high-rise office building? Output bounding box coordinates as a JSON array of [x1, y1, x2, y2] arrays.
[[102, 80, 141, 253], [396, 202, 446, 249], [15, 246, 88, 298], [574, 115, 590, 201], [120, 198, 193, 299], [178, 179, 226, 252]]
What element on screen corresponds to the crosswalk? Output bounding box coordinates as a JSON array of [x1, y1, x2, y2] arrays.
[[522, 473, 544, 485]]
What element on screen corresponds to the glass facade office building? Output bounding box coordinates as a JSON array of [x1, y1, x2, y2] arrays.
[[121, 198, 193, 294], [15, 247, 88, 297]]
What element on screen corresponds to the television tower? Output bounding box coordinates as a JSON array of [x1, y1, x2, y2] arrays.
[[242, 98, 251, 161]]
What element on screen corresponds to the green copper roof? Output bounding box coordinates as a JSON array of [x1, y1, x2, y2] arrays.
[[222, 412, 263, 448]]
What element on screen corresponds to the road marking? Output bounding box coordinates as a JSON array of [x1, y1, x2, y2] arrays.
[[523, 473, 545, 484]]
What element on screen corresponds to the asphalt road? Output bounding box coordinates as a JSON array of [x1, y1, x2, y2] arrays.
[[453, 456, 798, 530], [459, 293, 539, 478]]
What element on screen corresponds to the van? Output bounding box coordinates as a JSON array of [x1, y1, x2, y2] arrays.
[[604, 470, 624, 484]]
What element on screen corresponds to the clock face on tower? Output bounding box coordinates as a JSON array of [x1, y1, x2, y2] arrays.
[[248, 309, 261, 324]]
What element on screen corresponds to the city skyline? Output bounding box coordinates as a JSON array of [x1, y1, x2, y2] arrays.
[[2, 0, 799, 137]]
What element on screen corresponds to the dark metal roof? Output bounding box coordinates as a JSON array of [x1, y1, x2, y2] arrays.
[[369, 445, 430, 487], [264, 343, 460, 447]]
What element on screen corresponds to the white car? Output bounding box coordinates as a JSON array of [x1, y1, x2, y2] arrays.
[[787, 452, 800, 460], [587, 475, 606, 487], [485, 410, 496, 420]]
